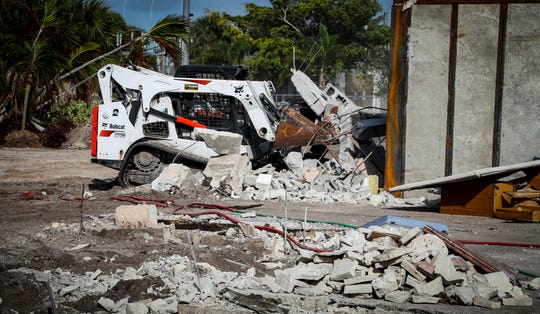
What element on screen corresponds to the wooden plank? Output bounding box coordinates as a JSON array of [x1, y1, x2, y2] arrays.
[[525, 167, 540, 190], [441, 181, 495, 217], [495, 207, 540, 222], [493, 182, 515, 210], [390, 160, 540, 192], [505, 191, 540, 199]]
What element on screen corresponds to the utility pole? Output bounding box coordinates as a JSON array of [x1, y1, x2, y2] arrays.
[[181, 0, 191, 65]]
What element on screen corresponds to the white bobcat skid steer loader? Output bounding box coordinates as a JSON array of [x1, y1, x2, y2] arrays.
[[91, 64, 280, 186]]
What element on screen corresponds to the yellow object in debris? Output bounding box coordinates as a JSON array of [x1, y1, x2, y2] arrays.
[[368, 175, 379, 195]]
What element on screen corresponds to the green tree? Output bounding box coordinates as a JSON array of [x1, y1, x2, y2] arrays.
[[189, 11, 255, 65], [246, 0, 389, 88], [0, 0, 189, 131]]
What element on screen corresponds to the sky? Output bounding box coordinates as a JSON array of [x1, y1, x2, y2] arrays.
[[103, 0, 392, 32]]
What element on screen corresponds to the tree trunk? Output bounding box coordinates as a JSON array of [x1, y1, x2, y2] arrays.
[[318, 66, 325, 89], [21, 72, 33, 131]]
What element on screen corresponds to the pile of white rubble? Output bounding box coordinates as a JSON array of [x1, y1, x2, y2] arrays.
[[149, 153, 424, 207], [11, 217, 538, 313]]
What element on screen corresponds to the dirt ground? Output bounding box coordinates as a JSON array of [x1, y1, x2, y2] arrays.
[[0, 148, 539, 313]]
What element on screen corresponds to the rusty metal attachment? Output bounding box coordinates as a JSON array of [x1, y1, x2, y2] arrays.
[[274, 108, 334, 149]]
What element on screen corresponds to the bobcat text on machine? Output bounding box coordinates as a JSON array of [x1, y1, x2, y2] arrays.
[[91, 64, 280, 186]]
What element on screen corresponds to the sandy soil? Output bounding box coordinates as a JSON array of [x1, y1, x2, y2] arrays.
[[0, 148, 538, 313]]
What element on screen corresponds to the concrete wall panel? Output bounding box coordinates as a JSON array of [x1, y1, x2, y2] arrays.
[[404, 5, 452, 183], [453, 5, 499, 173], [500, 3, 540, 165]]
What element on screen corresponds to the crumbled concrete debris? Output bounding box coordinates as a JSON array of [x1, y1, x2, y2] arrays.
[[193, 128, 243, 155], [502, 294, 533, 306], [10, 219, 534, 312], [203, 154, 250, 195], [384, 290, 411, 303], [151, 164, 197, 192], [115, 204, 158, 229], [147, 144, 426, 205]]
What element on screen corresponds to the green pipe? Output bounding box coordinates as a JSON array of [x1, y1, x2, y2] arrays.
[[517, 269, 539, 278], [235, 209, 359, 229]]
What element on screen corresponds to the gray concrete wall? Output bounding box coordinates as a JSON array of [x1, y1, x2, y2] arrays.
[[500, 3, 540, 165], [453, 5, 499, 173], [404, 5, 452, 184], [393, 2, 540, 194]]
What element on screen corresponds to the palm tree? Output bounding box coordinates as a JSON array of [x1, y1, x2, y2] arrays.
[[1, 0, 189, 132], [58, 14, 190, 82]]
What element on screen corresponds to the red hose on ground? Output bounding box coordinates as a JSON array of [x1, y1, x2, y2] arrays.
[[458, 240, 540, 248], [173, 208, 332, 253]]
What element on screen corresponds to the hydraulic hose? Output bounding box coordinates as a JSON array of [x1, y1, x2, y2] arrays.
[[173, 208, 332, 253]]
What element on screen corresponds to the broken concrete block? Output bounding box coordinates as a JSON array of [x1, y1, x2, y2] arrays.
[[366, 226, 402, 241], [371, 236, 398, 250], [385, 290, 411, 303], [362, 250, 381, 266], [294, 286, 327, 296], [502, 294, 533, 306], [329, 259, 358, 281], [343, 284, 372, 295], [485, 271, 513, 293], [372, 247, 413, 264], [203, 154, 250, 194], [372, 271, 399, 298], [59, 285, 79, 297], [255, 173, 273, 191], [399, 227, 422, 246], [477, 286, 499, 299], [98, 297, 118, 312], [413, 276, 443, 296], [528, 277, 540, 290], [126, 302, 148, 314], [343, 274, 380, 286], [193, 128, 243, 155], [151, 164, 197, 192], [291, 263, 333, 282], [115, 205, 158, 229], [401, 260, 426, 282], [434, 254, 465, 284], [303, 159, 319, 170], [340, 229, 366, 247], [147, 296, 178, 313], [275, 270, 307, 293], [410, 295, 440, 304], [284, 151, 304, 175], [473, 296, 501, 309], [454, 286, 474, 305], [304, 169, 320, 182], [406, 234, 448, 257], [509, 286, 524, 298]]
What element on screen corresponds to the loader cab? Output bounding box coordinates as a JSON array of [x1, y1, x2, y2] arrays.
[[174, 65, 249, 80]]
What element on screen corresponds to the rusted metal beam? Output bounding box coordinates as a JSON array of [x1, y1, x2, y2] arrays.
[[445, 4, 458, 177], [423, 225, 518, 284], [385, 1, 410, 194], [492, 3, 508, 167]]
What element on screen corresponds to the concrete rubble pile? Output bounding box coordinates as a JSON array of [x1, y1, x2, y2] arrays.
[[151, 152, 423, 207], [11, 217, 537, 313]]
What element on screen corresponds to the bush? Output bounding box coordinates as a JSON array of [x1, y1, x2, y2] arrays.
[[41, 117, 75, 148], [49, 100, 92, 125]]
